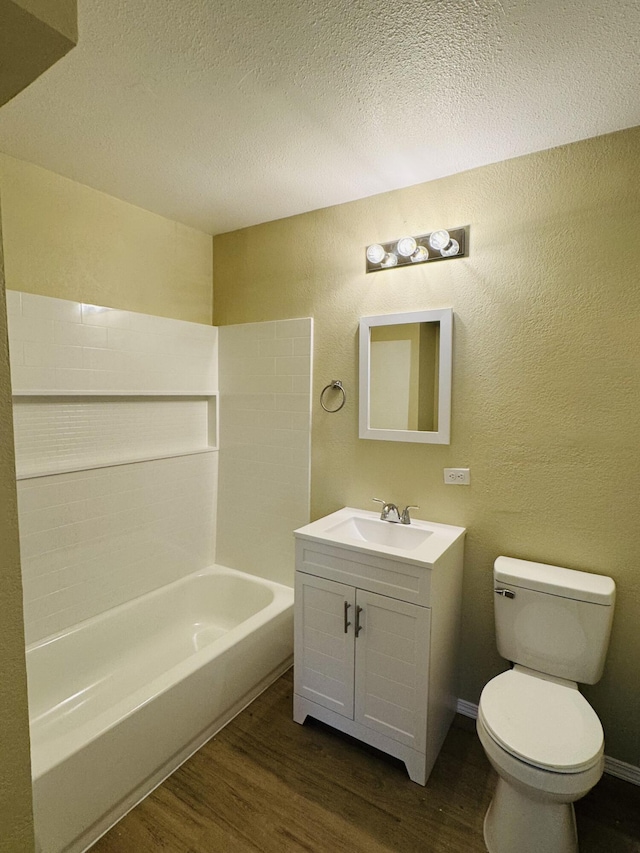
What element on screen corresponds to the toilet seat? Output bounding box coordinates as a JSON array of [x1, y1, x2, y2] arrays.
[[479, 667, 603, 774]]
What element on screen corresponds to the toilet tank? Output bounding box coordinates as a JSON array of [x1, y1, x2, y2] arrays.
[[493, 556, 616, 684]]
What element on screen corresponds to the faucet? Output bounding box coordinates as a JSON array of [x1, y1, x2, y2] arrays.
[[400, 505, 419, 525], [373, 500, 401, 522], [373, 499, 419, 524]]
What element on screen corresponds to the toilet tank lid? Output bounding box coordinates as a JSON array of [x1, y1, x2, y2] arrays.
[[494, 557, 615, 605]]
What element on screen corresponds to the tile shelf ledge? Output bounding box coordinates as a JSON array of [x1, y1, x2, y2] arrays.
[[12, 390, 217, 397], [16, 447, 218, 481]]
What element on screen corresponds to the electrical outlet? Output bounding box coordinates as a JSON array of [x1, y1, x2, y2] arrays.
[[444, 467, 470, 485]]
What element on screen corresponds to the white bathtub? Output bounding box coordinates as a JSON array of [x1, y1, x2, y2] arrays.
[[27, 565, 294, 853]]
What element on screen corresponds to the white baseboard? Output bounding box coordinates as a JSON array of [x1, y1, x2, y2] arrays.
[[603, 755, 640, 786], [456, 698, 479, 720], [455, 698, 640, 787]]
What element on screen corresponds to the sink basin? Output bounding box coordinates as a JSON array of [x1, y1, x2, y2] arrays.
[[295, 507, 465, 567], [325, 516, 432, 551]]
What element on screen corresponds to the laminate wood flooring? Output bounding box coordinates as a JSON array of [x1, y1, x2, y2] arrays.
[[93, 670, 640, 852]]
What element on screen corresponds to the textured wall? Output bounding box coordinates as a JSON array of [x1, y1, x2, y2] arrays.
[[13, 0, 77, 42], [0, 0, 76, 106], [0, 153, 213, 323], [213, 126, 640, 767], [0, 215, 34, 850]]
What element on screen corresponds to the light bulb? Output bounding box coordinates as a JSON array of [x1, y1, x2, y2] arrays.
[[366, 243, 386, 264], [428, 229, 450, 251], [440, 238, 459, 257], [410, 245, 429, 263], [396, 236, 417, 257], [380, 252, 398, 268]]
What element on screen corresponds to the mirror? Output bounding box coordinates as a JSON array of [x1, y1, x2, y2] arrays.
[[359, 308, 452, 444]]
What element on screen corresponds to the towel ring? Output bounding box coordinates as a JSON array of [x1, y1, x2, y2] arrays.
[[320, 380, 346, 413]]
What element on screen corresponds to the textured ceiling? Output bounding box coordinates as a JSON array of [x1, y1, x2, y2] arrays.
[[0, 0, 638, 235]]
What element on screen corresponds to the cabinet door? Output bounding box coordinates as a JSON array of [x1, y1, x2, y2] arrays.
[[354, 590, 430, 752], [294, 573, 356, 718]]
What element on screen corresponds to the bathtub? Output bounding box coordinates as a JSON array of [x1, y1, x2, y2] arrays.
[[27, 565, 294, 853]]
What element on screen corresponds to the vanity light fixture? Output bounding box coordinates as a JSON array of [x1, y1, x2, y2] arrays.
[[365, 226, 468, 273]]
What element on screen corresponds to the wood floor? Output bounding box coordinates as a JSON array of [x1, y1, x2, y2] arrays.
[[93, 669, 640, 852]]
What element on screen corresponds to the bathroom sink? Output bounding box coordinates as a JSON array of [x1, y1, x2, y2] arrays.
[[295, 507, 465, 567], [325, 515, 432, 551]]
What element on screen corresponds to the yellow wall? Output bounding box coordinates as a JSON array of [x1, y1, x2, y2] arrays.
[[0, 208, 34, 852], [213, 126, 640, 766], [1, 2, 77, 849], [13, 0, 77, 42], [0, 153, 213, 323], [0, 0, 76, 106]]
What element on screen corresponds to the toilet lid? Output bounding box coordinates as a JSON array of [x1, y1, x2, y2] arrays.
[[479, 668, 604, 773]]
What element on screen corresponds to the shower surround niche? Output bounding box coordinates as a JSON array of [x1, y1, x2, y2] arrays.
[[7, 290, 219, 643]]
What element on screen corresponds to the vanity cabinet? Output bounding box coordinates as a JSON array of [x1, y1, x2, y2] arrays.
[[293, 511, 465, 786], [295, 573, 430, 749]]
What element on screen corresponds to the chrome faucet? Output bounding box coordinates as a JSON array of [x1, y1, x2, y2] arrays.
[[376, 500, 401, 523], [400, 505, 419, 525], [373, 499, 419, 524]]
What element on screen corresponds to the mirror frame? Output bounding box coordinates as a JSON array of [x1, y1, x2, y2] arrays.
[[359, 308, 453, 444]]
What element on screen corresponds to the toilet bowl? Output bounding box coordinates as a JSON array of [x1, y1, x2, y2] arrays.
[[478, 557, 616, 853], [477, 667, 604, 853]]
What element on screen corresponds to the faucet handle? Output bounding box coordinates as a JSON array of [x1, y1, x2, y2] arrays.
[[400, 505, 419, 525], [372, 498, 386, 519]]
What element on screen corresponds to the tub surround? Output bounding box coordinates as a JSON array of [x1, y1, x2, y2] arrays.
[[13, 396, 217, 480], [4, 291, 310, 851], [6, 290, 217, 396], [17, 454, 218, 644], [217, 319, 312, 588], [7, 292, 219, 643]]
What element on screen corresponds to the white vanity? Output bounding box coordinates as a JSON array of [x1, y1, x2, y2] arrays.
[[293, 507, 465, 785]]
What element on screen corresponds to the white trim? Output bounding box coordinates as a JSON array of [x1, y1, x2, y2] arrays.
[[16, 447, 217, 480], [358, 308, 453, 445], [455, 698, 640, 787], [456, 698, 479, 719], [603, 755, 640, 786]]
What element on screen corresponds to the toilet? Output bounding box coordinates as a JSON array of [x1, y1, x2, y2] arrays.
[[477, 556, 616, 853]]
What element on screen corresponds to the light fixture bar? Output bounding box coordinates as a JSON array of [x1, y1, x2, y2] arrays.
[[365, 226, 468, 273]]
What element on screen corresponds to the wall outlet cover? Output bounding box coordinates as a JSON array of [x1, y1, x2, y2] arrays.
[[444, 467, 470, 485]]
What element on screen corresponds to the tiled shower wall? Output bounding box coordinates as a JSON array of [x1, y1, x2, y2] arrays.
[[13, 397, 214, 477], [17, 455, 217, 643], [6, 290, 216, 393], [216, 319, 312, 587], [7, 292, 218, 643]]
